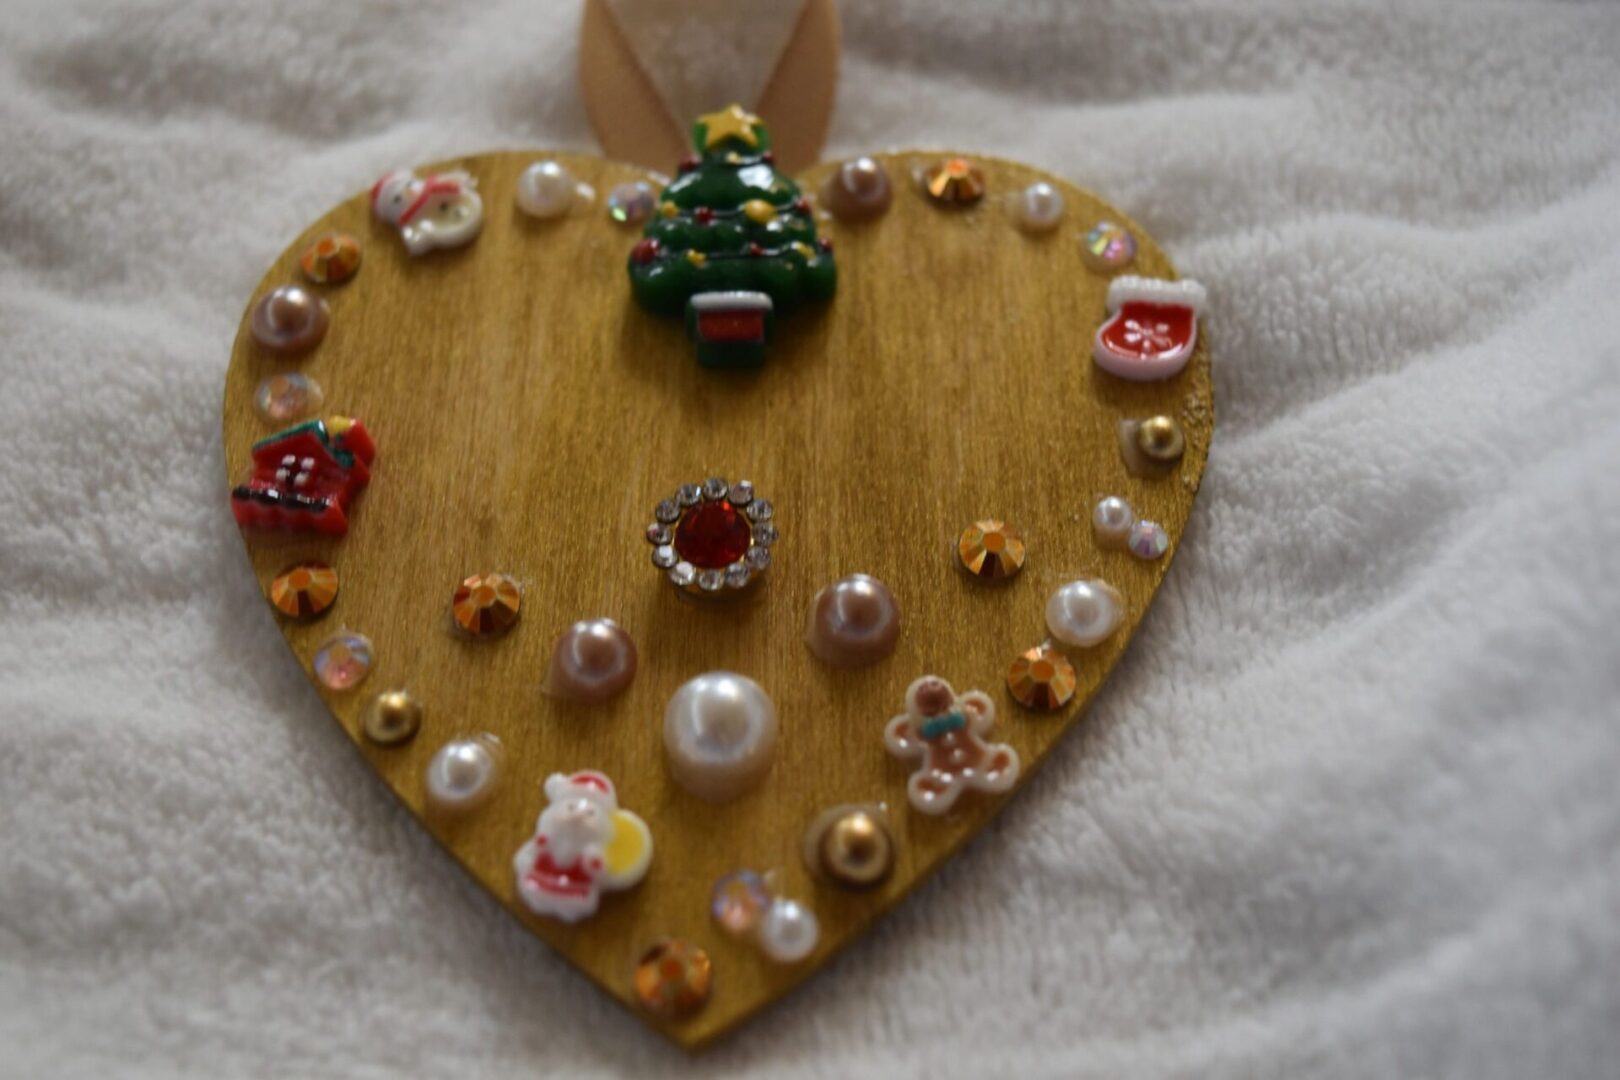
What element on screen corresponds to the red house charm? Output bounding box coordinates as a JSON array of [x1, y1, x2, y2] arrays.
[[230, 417, 375, 536]]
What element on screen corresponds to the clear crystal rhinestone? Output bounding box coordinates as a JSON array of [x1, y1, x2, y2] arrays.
[[655, 499, 679, 523], [677, 484, 701, 507], [646, 523, 672, 545], [746, 499, 774, 522], [669, 562, 697, 587], [729, 480, 754, 506], [697, 568, 724, 592], [753, 523, 779, 546], [652, 544, 677, 568], [725, 561, 750, 588], [745, 546, 772, 570], [702, 477, 729, 501]]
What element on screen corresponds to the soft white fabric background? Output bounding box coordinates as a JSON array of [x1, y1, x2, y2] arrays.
[[3, 1, 1619, 1077]]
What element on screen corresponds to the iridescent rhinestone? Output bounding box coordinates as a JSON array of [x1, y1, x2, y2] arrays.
[[745, 546, 771, 571], [1081, 221, 1137, 273], [725, 561, 750, 589], [313, 631, 373, 691], [1128, 520, 1170, 560], [298, 232, 362, 285], [710, 870, 770, 937], [1007, 644, 1077, 710], [746, 499, 773, 523], [634, 940, 712, 1019], [676, 483, 701, 507], [669, 562, 697, 587], [958, 520, 1026, 580], [729, 480, 755, 506], [268, 560, 338, 620], [451, 573, 522, 637], [753, 522, 779, 546], [702, 476, 729, 501], [697, 568, 724, 592], [923, 157, 986, 206], [655, 499, 679, 524], [606, 181, 656, 225], [651, 544, 677, 568], [646, 522, 672, 545], [254, 373, 324, 425]]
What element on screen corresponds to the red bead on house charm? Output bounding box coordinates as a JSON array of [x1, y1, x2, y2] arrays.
[[230, 417, 376, 536]]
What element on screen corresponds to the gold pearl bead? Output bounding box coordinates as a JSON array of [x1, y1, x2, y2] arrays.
[[817, 809, 894, 890], [1135, 415, 1185, 463], [363, 690, 422, 746]]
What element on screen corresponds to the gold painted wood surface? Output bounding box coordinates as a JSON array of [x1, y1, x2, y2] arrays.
[[221, 150, 1211, 1050]]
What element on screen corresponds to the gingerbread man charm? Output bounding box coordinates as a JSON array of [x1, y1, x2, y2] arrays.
[[885, 676, 1020, 815]]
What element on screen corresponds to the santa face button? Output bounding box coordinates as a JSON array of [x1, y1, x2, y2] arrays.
[[646, 478, 776, 595], [1092, 275, 1207, 382], [513, 771, 653, 923]]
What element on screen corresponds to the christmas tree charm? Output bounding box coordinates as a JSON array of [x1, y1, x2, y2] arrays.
[[229, 417, 375, 535], [370, 168, 484, 255], [886, 676, 1020, 815], [513, 771, 653, 923], [1093, 275, 1207, 381], [626, 105, 836, 368]]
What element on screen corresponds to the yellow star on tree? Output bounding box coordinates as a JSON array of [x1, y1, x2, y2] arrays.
[[699, 104, 762, 150]]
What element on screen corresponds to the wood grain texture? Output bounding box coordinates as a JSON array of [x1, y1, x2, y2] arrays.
[[221, 150, 1212, 1050]]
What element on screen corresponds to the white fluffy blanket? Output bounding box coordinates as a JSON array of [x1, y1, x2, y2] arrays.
[[3, 1, 1618, 1077]]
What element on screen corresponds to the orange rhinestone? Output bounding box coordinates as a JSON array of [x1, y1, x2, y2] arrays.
[[958, 520, 1026, 580], [299, 232, 362, 285], [1007, 645, 1077, 710], [634, 940, 712, 1019], [924, 157, 986, 206], [451, 573, 522, 637], [268, 561, 338, 620]]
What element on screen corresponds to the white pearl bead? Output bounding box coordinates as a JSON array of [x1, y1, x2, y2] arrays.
[[1017, 181, 1065, 233], [1092, 496, 1135, 547], [1045, 579, 1125, 647], [663, 672, 778, 802], [516, 160, 576, 219], [756, 897, 819, 963], [425, 735, 501, 813]]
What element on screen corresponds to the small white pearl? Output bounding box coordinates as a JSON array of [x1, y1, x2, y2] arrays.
[[664, 672, 777, 802], [516, 160, 576, 219], [1045, 579, 1125, 647], [1092, 496, 1135, 547], [756, 897, 819, 963], [426, 735, 501, 813], [1017, 181, 1065, 233]]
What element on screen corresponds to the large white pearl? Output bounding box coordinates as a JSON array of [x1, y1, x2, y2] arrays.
[[663, 672, 777, 802], [1016, 181, 1066, 233], [756, 897, 819, 963], [425, 735, 502, 813], [1045, 579, 1125, 647], [1092, 496, 1135, 547], [516, 160, 576, 219]]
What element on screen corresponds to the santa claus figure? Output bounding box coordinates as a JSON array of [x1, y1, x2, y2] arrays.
[[370, 167, 484, 256], [512, 771, 653, 923]]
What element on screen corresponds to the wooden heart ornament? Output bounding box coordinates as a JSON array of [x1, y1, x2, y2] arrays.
[[222, 114, 1212, 1050]]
